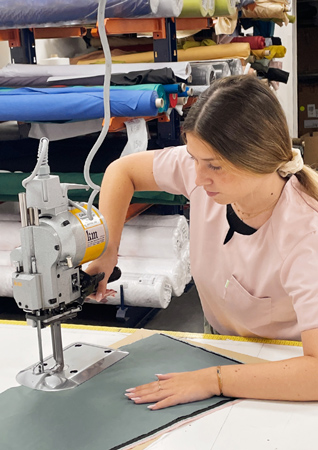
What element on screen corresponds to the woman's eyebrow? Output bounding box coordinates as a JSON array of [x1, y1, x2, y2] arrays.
[[186, 149, 219, 161]]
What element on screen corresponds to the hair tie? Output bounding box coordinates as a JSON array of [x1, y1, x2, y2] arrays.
[[278, 148, 304, 178]]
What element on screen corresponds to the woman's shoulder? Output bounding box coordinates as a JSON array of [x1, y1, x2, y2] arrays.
[[270, 176, 318, 257]]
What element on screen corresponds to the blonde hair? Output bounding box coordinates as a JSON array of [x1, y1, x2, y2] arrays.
[[183, 75, 318, 201]]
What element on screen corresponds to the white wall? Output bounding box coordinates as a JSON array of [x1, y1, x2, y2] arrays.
[[274, 0, 297, 138]]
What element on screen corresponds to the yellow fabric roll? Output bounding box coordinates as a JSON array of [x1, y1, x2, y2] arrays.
[[180, 0, 209, 17], [251, 45, 286, 60], [111, 43, 251, 64], [214, 0, 237, 16]]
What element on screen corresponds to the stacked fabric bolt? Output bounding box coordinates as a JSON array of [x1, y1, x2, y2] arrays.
[[107, 214, 191, 308], [0, 202, 21, 297]]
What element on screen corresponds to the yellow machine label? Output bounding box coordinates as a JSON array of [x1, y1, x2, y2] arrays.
[[69, 205, 106, 264]]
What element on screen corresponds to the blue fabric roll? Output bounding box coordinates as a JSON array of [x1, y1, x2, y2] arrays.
[[0, 0, 159, 29], [162, 84, 185, 94], [0, 87, 159, 121]]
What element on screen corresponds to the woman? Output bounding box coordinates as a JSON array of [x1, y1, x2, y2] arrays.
[[87, 75, 318, 409]]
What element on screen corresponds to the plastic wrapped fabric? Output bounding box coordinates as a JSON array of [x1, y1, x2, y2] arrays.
[[0, 87, 160, 121], [0, 221, 20, 250], [0, 252, 11, 266], [94, 273, 173, 308], [126, 214, 189, 242], [118, 256, 187, 297], [119, 225, 184, 259], [0, 265, 13, 296], [0, 0, 160, 29]]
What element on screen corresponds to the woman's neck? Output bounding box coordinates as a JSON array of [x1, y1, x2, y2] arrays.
[[232, 174, 287, 228]]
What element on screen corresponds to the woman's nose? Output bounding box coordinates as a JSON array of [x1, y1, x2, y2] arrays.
[[195, 165, 212, 187]]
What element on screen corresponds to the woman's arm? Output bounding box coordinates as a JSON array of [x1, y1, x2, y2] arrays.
[[85, 151, 160, 300], [125, 328, 318, 409]]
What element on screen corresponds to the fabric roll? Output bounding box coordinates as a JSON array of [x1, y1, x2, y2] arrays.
[[208, 0, 215, 16], [96, 273, 172, 309], [0, 87, 160, 121], [0, 0, 160, 29], [110, 84, 169, 113], [0, 251, 12, 266], [0, 63, 191, 83], [192, 85, 209, 95], [241, 2, 289, 25], [0, 265, 13, 297], [181, 241, 192, 284], [251, 45, 286, 60], [110, 62, 192, 81], [180, 0, 209, 17], [231, 36, 265, 50], [111, 43, 251, 64], [0, 202, 21, 221], [119, 225, 183, 259], [155, 0, 184, 17], [214, 0, 237, 16], [0, 221, 20, 250], [126, 214, 189, 242], [214, 11, 238, 35], [118, 256, 186, 297]]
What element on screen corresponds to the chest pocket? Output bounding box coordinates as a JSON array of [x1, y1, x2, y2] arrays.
[[224, 275, 272, 331]]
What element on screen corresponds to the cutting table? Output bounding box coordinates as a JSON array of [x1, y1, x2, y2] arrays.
[[1, 320, 317, 450]]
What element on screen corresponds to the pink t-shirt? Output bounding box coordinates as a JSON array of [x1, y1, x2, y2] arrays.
[[153, 145, 318, 340]]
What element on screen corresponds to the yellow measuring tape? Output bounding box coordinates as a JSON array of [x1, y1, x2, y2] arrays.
[[0, 320, 302, 347]]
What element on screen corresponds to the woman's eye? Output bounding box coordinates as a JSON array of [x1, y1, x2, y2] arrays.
[[207, 164, 222, 171]]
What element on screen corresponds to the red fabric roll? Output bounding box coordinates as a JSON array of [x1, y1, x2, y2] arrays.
[[231, 36, 265, 50]]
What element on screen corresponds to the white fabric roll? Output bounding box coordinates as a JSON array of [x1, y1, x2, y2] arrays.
[[181, 241, 192, 284], [155, 0, 184, 17], [100, 273, 172, 308], [119, 225, 183, 259], [0, 221, 21, 250], [0, 265, 13, 297], [127, 214, 189, 242], [0, 201, 21, 221], [0, 251, 12, 266], [118, 256, 186, 297]]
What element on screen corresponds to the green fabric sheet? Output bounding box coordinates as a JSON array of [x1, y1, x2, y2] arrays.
[[0, 334, 239, 450], [0, 172, 188, 205]]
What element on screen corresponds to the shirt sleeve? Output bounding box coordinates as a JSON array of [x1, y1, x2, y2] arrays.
[[281, 230, 318, 333], [153, 145, 197, 199]]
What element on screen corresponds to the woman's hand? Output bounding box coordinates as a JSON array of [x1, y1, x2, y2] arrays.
[[85, 246, 119, 302], [125, 367, 218, 410]]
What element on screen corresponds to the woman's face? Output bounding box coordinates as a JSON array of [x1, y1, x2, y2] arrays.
[[186, 133, 268, 205]]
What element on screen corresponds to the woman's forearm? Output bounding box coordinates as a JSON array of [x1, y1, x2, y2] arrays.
[[221, 356, 318, 401]]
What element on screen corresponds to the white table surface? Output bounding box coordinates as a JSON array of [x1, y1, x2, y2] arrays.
[[1, 322, 317, 450]]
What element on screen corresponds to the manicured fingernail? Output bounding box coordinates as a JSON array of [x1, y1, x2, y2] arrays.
[[155, 374, 163, 377], [147, 404, 156, 410], [131, 397, 141, 401], [126, 388, 135, 392]]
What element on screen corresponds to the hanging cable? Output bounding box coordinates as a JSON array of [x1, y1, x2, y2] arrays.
[[83, 0, 111, 219]]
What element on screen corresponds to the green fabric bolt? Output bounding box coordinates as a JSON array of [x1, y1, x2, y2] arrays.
[[0, 172, 188, 205], [0, 334, 239, 450], [110, 84, 169, 113]]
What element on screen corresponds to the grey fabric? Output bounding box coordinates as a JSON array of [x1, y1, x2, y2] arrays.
[[0, 334, 239, 450]]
